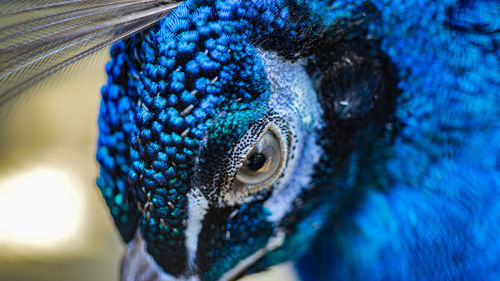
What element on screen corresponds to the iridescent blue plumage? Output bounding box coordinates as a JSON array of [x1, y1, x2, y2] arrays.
[[296, 0, 500, 280], [95, 0, 499, 280], [99, 1, 299, 278]]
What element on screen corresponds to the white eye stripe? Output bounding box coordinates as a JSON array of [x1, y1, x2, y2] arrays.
[[186, 189, 209, 270], [258, 48, 324, 224]]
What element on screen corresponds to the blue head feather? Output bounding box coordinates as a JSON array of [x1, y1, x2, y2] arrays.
[[98, 1, 323, 278], [295, 0, 500, 280], [96, 0, 500, 280]]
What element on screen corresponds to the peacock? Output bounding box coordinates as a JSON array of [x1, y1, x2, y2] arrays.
[[0, 0, 499, 280]]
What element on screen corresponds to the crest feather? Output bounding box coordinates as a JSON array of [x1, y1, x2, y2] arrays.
[[0, 0, 183, 105]]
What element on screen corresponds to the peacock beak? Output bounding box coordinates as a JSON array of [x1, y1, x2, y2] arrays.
[[120, 230, 192, 281], [120, 227, 285, 281]]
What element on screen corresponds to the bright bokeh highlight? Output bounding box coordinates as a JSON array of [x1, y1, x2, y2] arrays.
[[0, 167, 85, 251]]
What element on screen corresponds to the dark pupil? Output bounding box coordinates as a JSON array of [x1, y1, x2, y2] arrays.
[[246, 153, 266, 171]]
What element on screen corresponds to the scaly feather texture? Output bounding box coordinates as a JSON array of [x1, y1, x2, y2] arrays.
[[1, 0, 499, 280], [97, 0, 500, 280]]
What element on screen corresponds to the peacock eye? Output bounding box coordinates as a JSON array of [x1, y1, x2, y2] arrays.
[[233, 130, 285, 192]]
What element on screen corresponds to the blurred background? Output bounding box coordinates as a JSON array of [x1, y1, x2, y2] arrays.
[[0, 51, 297, 281]]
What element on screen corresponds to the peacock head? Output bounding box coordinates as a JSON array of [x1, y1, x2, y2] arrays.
[[97, 1, 395, 280]]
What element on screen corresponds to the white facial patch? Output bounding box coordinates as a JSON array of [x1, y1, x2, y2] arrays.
[[186, 188, 209, 269], [258, 49, 324, 223], [216, 228, 285, 281]]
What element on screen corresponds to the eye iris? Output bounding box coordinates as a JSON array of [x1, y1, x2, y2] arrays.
[[234, 130, 284, 188], [247, 153, 266, 171]]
